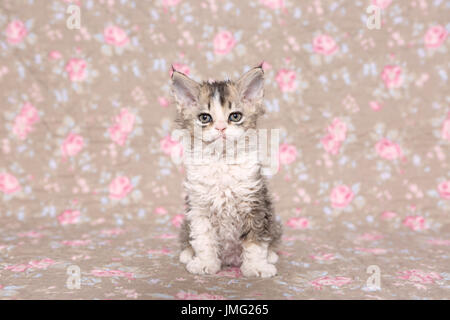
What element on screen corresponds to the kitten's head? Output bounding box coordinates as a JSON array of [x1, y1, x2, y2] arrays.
[[171, 65, 265, 143]]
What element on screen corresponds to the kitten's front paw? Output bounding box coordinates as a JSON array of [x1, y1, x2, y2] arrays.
[[186, 257, 221, 275], [179, 247, 194, 264], [267, 250, 279, 264], [241, 262, 277, 278]]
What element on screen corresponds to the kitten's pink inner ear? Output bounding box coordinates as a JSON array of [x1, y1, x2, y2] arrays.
[[171, 71, 200, 106], [237, 67, 264, 102]]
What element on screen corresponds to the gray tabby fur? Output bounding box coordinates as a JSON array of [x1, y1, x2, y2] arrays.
[[172, 65, 282, 277]]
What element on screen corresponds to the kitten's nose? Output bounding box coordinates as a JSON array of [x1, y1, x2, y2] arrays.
[[215, 122, 227, 132]]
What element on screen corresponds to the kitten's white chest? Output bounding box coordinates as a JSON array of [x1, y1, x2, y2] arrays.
[[203, 162, 247, 188], [186, 160, 260, 203], [185, 160, 261, 266]]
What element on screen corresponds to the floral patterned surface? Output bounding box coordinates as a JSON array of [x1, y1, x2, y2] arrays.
[[0, 0, 449, 299]]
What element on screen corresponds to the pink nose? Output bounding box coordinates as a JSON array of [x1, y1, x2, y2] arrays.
[[215, 122, 227, 132]]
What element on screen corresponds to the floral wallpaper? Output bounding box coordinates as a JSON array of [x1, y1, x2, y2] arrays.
[[0, 0, 449, 299]]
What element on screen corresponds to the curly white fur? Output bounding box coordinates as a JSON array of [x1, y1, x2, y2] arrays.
[[180, 152, 278, 277]]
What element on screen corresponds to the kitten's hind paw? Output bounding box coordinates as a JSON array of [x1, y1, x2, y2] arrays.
[[179, 247, 194, 264], [186, 257, 221, 275], [241, 262, 277, 278]]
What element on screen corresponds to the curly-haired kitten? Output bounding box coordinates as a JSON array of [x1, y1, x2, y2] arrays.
[[171, 65, 282, 278]]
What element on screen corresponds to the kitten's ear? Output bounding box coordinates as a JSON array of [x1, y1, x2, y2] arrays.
[[171, 70, 200, 108], [237, 66, 264, 103]]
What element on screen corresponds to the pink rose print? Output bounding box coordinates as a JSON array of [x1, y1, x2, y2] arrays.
[[313, 34, 339, 56], [17, 231, 43, 238], [327, 118, 347, 141], [170, 63, 190, 76], [375, 138, 402, 160], [278, 143, 297, 165], [1, 0, 448, 300], [12, 102, 39, 140], [5, 259, 55, 273], [217, 267, 242, 278], [311, 276, 352, 290], [176, 291, 225, 300], [163, 0, 182, 7], [153, 233, 177, 239], [381, 211, 397, 220], [403, 216, 427, 231], [330, 185, 354, 208], [441, 117, 450, 141], [371, 0, 392, 9], [115, 109, 135, 133], [322, 118, 347, 154], [58, 210, 81, 225], [275, 69, 297, 92], [28, 258, 55, 269], [147, 248, 171, 255], [49, 50, 62, 60], [12, 116, 32, 140], [5, 264, 29, 272], [213, 31, 236, 55], [310, 253, 335, 261], [109, 109, 135, 146], [369, 101, 382, 111], [109, 125, 127, 146], [260, 0, 284, 10], [109, 176, 133, 200], [0, 172, 21, 194], [398, 270, 442, 284], [172, 214, 185, 228], [321, 134, 341, 155], [20, 102, 40, 123], [357, 232, 384, 241], [101, 228, 125, 236], [424, 25, 447, 49], [6, 20, 27, 44], [261, 61, 272, 71], [158, 97, 170, 107], [427, 239, 450, 246], [160, 135, 183, 158], [61, 133, 84, 158], [65, 58, 87, 82], [437, 181, 450, 199], [381, 65, 403, 89], [91, 269, 134, 280], [61, 240, 91, 246], [104, 25, 129, 47], [355, 248, 387, 255], [154, 207, 168, 215], [286, 217, 309, 229]]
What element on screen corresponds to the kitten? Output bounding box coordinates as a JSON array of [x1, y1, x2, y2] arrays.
[[171, 65, 282, 278]]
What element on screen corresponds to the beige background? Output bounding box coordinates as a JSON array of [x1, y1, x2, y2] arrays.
[[0, 0, 449, 299]]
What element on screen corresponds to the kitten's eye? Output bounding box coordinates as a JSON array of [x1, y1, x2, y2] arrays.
[[228, 112, 243, 122], [198, 113, 212, 124]]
